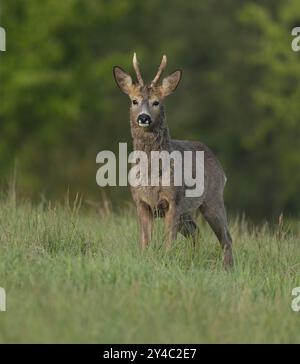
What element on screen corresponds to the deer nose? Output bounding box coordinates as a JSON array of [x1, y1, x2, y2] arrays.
[[137, 113, 151, 126]]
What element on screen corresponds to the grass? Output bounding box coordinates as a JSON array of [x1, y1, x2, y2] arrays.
[[0, 193, 299, 343]]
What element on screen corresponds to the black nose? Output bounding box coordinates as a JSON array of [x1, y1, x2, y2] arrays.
[[137, 113, 151, 125]]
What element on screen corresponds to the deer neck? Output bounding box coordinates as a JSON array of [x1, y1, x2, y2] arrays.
[[131, 114, 171, 155]]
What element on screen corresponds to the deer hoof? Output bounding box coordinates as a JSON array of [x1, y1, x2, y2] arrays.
[[223, 249, 234, 270]]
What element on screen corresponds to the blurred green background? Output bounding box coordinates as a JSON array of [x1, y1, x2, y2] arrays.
[[0, 0, 299, 220]]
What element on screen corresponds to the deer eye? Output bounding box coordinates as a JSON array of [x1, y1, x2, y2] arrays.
[[152, 101, 159, 106], [132, 99, 138, 105]]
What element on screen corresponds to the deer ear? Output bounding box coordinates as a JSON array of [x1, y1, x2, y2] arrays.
[[160, 70, 182, 97], [113, 66, 133, 94]]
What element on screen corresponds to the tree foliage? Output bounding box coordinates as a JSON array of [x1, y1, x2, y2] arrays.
[[1, 0, 299, 219]]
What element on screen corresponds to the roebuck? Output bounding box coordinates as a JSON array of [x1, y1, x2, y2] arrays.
[[113, 54, 233, 268]]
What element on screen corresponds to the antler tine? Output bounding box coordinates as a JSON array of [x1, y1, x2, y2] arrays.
[[133, 52, 144, 86], [151, 54, 167, 87]]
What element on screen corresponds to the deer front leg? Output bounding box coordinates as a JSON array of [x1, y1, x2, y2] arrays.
[[136, 201, 153, 250], [164, 203, 180, 250]]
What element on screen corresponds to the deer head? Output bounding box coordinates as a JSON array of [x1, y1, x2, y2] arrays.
[[113, 53, 182, 131]]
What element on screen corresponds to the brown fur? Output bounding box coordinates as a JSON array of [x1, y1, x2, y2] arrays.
[[113, 57, 233, 268]]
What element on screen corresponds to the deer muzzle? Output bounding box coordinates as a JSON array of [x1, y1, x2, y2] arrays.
[[137, 113, 152, 127]]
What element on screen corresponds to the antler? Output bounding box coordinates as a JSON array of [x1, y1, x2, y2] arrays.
[[151, 54, 167, 87], [133, 52, 144, 86]]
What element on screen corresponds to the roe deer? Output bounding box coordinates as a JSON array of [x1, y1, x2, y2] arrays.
[[113, 53, 233, 268]]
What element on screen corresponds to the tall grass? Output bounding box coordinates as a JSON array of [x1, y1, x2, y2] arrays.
[[0, 193, 299, 343]]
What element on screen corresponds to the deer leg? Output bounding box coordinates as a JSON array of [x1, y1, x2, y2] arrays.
[[179, 214, 199, 247], [136, 201, 153, 250], [164, 203, 180, 250], [200, 201, 234, 269]]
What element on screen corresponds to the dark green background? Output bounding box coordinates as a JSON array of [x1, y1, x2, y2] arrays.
[[1, 0, 299, 220]]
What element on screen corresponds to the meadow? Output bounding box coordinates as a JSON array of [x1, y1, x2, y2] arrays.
[[0, 192, 299, 343]]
